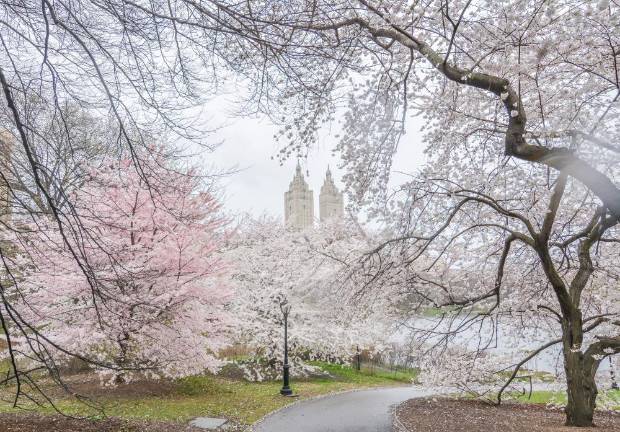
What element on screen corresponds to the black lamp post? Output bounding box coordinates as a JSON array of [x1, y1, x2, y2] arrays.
[[611, 357, 618, 390], [280, 300, 293, 396]]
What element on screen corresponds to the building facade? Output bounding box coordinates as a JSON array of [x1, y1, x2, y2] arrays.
[[284, 163, 314, 229], [284, 164, 344, 229], [319, 167, 344, 221]]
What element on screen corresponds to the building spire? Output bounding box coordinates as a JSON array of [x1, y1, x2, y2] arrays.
[[284, 162, 314, 229], [319, 166, 344, 222]]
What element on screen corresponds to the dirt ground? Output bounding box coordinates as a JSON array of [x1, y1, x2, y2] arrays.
[[0, 376, 202, 432], [393, 398, 620, 432], [0, 413, 203, 432], [51, 374, 180, 398], [0, 374, 250, 431], [2, 372, 181, 399]]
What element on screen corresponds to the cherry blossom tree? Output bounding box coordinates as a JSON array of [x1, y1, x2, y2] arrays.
[[10, 154, 231, 386], [177, 1, 618, 426], [0, 0, 242, 402], [223, 216, 391, 380], [351, 149, 620, 424], [2, 1, 619, 424]]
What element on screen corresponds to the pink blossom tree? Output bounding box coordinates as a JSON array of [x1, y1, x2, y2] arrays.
[[14, 154, 231, 383]]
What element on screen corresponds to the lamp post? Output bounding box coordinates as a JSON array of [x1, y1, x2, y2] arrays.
[[280, 300, 293, 396], [611, 357, 618, 390]]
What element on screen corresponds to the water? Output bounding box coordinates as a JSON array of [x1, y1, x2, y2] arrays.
[[390, 316, 615, 380]]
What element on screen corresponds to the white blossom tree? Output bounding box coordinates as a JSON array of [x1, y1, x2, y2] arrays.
[[192, 1, 618, 426], [223, 216, 391, 379], [355, 146, 619, 421]]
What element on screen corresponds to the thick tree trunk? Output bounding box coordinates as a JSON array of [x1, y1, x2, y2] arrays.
[[564, 350, 598, 427], [562, 311, 600, 427]]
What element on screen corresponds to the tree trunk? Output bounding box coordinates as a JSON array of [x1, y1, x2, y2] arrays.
[[564, 349, 598, 427], [114, 331, 131, 385]]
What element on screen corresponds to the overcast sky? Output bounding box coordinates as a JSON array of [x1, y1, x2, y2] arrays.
[[201, 94, 427, 219]]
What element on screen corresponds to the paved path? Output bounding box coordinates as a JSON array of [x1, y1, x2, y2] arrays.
[[251, 386, 436, 432]]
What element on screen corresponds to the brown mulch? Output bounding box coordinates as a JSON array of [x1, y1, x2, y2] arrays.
[[0, 413, 204, 432], [55, 376, 179, 398], [393, 398, 620, 432], [8, 373, 181, 400]]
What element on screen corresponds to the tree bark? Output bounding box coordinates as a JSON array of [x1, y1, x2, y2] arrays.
[[562, 315, 599, 427], [564, 351, 598, 426]]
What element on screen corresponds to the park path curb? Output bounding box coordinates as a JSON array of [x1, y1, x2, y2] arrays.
[[391, 404, 408, 432]]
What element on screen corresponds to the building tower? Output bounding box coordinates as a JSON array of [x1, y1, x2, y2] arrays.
[[284, 162, 314, 229], [319, 167, 344, 221]]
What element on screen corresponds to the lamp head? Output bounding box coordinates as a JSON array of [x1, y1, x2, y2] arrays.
[[280, 300, 291, 316]]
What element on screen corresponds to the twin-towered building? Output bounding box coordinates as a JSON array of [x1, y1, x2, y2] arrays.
[[284, 163, 344, 229]]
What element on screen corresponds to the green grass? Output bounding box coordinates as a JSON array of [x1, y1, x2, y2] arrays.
[[420, 306, 457, 317], [310, 361, 418, 384], [497, 369, 556, 384], [0, 362, 416, 425], [513, 389, 620, 410], [0, 358, 10, 375]]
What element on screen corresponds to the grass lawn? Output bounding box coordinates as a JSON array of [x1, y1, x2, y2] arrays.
[[0, 362, 418, 426], [514, 389, 620, 410], [0, 358, 10, 374], [310, 361, 418, 385]]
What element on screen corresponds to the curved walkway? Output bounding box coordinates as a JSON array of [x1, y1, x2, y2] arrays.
[[251, 386, 436, 432]]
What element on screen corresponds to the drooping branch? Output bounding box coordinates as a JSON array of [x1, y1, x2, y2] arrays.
[[0, 65, 107, 327], [433, 232, 522, 309], [496, 317, 613, 405], [319, 5, 620, 220], [495, 337, 562, 405]]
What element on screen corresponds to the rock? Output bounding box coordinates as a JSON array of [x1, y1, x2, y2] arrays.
[[189, 417, 228, 430]]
